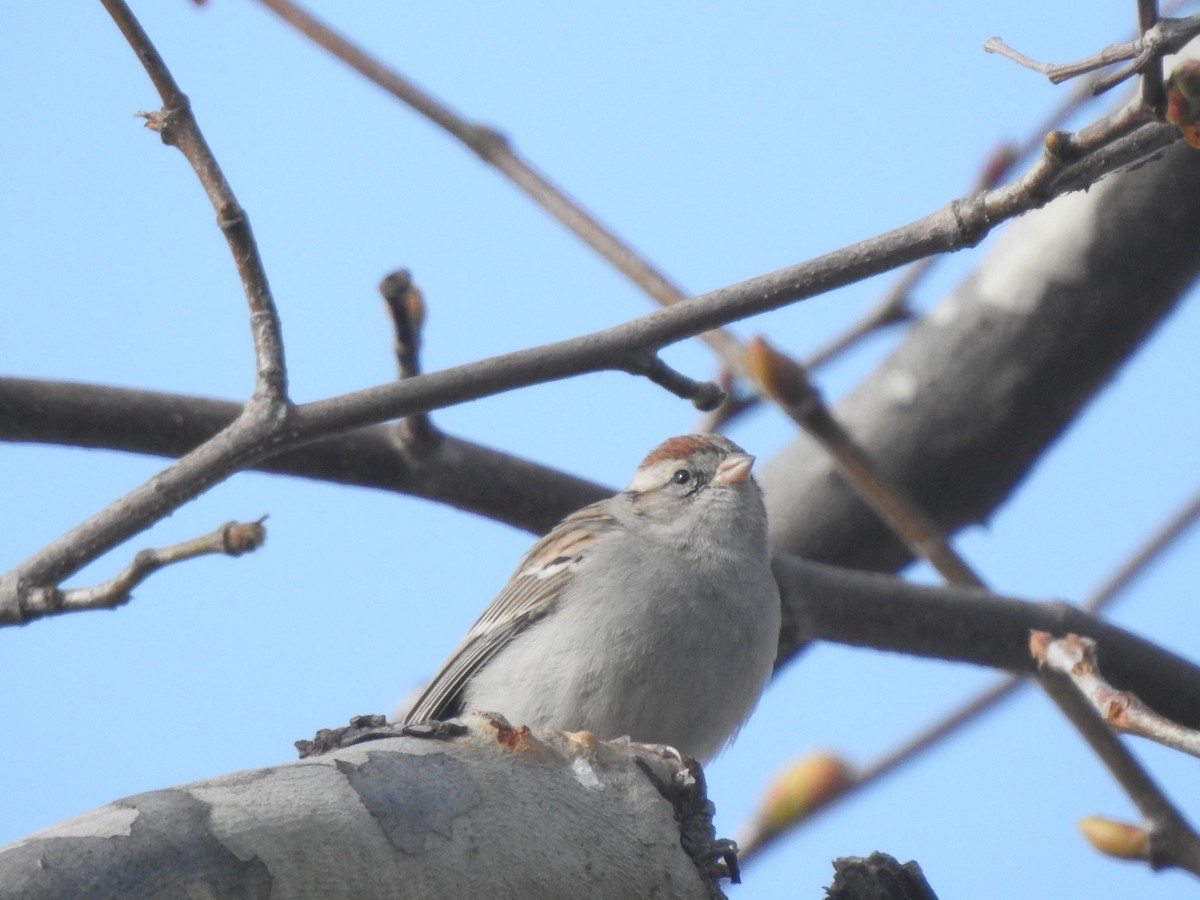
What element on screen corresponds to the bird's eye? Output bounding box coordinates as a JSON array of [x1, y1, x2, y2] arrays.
[[672, 468, 692, 485]]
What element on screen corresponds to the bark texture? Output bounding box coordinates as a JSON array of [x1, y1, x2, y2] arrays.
[[0, 715, 725, 900]]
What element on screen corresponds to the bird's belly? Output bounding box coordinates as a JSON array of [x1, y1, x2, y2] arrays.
[[461, 570, 778, 761]]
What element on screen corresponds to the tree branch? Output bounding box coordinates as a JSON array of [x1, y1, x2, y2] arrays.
[[773, 554, 1200, 733], [783, 552, 1200, 872], [9, 519, 267, 625], [244, 0, 1181, 591], [0, 2, 1185, 636], [0, 378, 608, 539], [101, 0, 288, 403], [0, 1, 298, 619], [282, 114, 1176, 444], [760, 138, 1200, 579], [985, 13, 1200, 94], [742, 479, 1200, 861], [0, 715, 731, 899], [1033, 632, 1200, 761], [379, 269, 441, 450]]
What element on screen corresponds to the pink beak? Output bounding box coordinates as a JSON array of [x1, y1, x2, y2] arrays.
[[713, 453, 754, 485]]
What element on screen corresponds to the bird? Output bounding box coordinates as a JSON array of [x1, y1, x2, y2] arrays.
[[402, 433, 781, 762]]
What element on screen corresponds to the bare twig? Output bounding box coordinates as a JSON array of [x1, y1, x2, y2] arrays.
[[1084, 489, 1200, 614], [639, 356, 726, 411], [102, 0, 288, 403], [984, 36, 1122, 84], [1033, 632, 1200, 760], [1035, 668, 1200, 875], [250, 0, 693, 313], [379, 269, 440, 449], [0, 101, 1171, 620], [16, 519, 267, 623], [731, 0, 1185, 440], [731, 0, 1187, 440], [2, 1, 1178, 625], [0, 0, 297, 624], [985, 14, 1200, 95], [249, 0, 1178, 600], [697, 286, 915, 432], [1138, 0, 1166, 112], [745, 336, 982, 585]]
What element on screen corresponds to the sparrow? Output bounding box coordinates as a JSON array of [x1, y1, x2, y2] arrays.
[[403, 433, 780, 762]]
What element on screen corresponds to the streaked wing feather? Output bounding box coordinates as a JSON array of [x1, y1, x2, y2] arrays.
[[402, 501, 617, 724]]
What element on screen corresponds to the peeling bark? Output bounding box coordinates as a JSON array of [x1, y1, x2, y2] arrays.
[[0, 715, 728, 900]]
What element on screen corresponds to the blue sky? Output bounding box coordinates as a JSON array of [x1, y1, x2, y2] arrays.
[[3, 3, 1200, 897]]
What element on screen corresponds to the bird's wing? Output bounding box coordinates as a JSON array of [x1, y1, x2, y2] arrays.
[[402, 502, 617, 724]]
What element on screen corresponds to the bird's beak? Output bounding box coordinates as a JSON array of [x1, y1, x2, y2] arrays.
[[713, 453, 754, 485]]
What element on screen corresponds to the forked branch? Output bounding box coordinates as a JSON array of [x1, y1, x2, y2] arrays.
[[7, 519, 267, 626], [985, 10, 1200, 97]]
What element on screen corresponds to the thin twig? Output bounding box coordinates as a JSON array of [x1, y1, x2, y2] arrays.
[[984, 35, 1138, 86], [0, 0, 296, 623], [985, 14, 1200, 94], [1036, 669, 1200, 874], [251, 0, 1185, 608], [1085, 488, 1200, 614], [745, 336, 982, 585], [246, 0, 993, 585], [774, 0, 1184, 413], [2, 2, 1176, 623], [101, 0, 288, 404], [1139, 0, 1166, 111], [638, 355, 726, 411], [698, 285, 915, 432], [1, 96, 1172, 620], [747, 0, 1184, 442], [17, 518, 267, 623], [379, 269, 440, 449], [1033, 632, 1200, 760], [0, 0, 336, 629]]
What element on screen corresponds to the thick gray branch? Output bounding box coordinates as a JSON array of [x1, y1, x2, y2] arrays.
[[774, 554, 1200, 732], [0, 715, 726, 900], [760, 140, 1200, 583]]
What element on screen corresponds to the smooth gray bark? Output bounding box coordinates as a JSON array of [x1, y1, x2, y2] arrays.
[[0, 716, 724, 900]]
